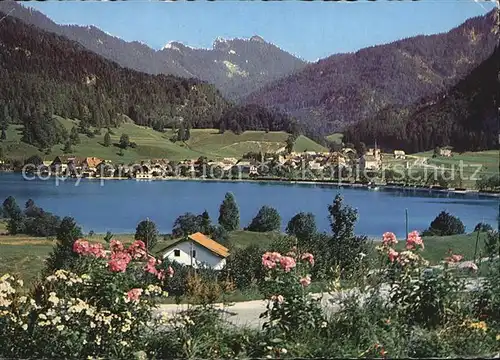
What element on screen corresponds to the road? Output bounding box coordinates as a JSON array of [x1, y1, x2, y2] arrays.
[[156, 278, 484, 328]]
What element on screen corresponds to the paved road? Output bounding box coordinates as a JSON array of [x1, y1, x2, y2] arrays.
[[156, 277, 484, 328]]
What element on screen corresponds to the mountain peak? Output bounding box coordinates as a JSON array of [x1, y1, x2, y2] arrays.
[[250, 35, 266, 43]]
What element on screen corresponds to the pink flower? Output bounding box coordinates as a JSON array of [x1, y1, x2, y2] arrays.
[[279, 256, 296, 272], [156, 270, 165, 280], [89, 243, 107, 258], [382, 232, 397, 246], [73, 239, 90, 254], [270, 294, 284, 304], [299, 275, 311, 287], [144, 256, 159, 276], [301, 252, 315, 266], [445, 254, 463, 263], [108, 251, 132, 272], [128, 240, 147, 259], [166, 266, 174, 278], [126, 288, 143, 302], [406, 231, 424, 250], [262, 252, 282, 269], [73, 239, 107, 258], [110, 239, 124, 253], [388, 248, 399, 262]]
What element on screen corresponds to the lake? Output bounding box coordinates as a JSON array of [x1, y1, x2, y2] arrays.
[[0, 173, 498, 238]]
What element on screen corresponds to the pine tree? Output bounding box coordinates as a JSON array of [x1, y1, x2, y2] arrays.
[[218, 192, 240, 231], [103, 131, 111, 147], [69, 126, 80, 145]]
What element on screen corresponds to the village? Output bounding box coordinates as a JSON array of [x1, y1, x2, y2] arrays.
[[23, 145, 451, 181]]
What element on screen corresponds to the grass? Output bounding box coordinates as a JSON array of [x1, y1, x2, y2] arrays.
[[1, 117, 326, 162], [326, 133, 344, 144]]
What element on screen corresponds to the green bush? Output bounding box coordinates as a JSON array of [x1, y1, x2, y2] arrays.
[[422, 211, 465, 236]]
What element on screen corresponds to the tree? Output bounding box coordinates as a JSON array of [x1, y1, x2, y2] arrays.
[[474, 222, 493, 233], [2, 196, 21, 219], [44, 217, 83, 273], [423, 211, 465, 236], [285, 134, 296, 154], [209, 225, 230, 248], [103, 131, 111, 147], [172, 212, 202, 238], [286, 212, 317, 245], [135, 219, 159, 251], [246, 206, 281, 232], [218, 192, 240, 231], [200, 210, 211, 234], [119, 133, 130, 149], [24, 155, 43, 168], [177, 123, 186, 142], [69, 126, 80, 145], [103, 231, 113, 243], [433, 146, 441, 158], [63, 140, 73, 154], [25, 199, 35, 209], [326, 194, 368, 273]]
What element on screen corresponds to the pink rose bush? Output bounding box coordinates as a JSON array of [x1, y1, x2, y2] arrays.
[[0, 239, 172, 359], [259, 249, 326, 335]]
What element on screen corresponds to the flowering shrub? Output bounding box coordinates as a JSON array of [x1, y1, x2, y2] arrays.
[[376, 230, 468, 328], [258, 249, 326, 338], [0, 239, 173, 359]]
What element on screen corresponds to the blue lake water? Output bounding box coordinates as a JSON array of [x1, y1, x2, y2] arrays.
[[0, 173, 498, 238]]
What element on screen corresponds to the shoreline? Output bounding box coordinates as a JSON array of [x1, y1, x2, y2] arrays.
[[2, 171, 499, 198]]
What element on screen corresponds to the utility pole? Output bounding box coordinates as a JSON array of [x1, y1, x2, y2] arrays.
[[405, 208, 409, 241]]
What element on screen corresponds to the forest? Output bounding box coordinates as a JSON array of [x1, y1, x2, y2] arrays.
[[244, 10, 498, 137], [343, 46, 499, 153], [0, 14, 297, 149]]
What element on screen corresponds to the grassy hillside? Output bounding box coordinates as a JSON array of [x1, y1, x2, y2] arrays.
[[0, 117, 326, 162], [326, 133, 344, 144]]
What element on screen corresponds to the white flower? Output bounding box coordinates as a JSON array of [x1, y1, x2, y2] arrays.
[[16, 279, 24, 287], [56, 324, 64, 331], [281, 348, 288, 354], [21, 323, 28, 331], [52, 316, 61, 325]]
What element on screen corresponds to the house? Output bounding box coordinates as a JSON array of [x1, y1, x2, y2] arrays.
[[360, 154, 381, 171], [394, 150, 406, 160], [309, 161, 323, 171], [326, 152, 347, 167], [249, 165, 259, 176], [50, 156, 75, 174], [439, 148, 452, 157], [342, 148, 356, 156], [80, 157, 102, 177], [366, 148, 381, 161], [161, 232, 229, 270], [95, 161, 115, 178], [234, 160, 252, 173]]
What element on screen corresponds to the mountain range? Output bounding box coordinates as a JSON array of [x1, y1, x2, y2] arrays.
[[0, 2, 497, 153], [0, 1, 307, 100], [244, 9, 498, 135], [343, 46, 499, 153]]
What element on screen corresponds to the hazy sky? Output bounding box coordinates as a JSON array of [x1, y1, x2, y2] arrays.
[[25, 0, 495, 61]]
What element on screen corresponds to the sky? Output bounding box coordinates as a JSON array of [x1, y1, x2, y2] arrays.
[[25, 0, 496, 62]]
